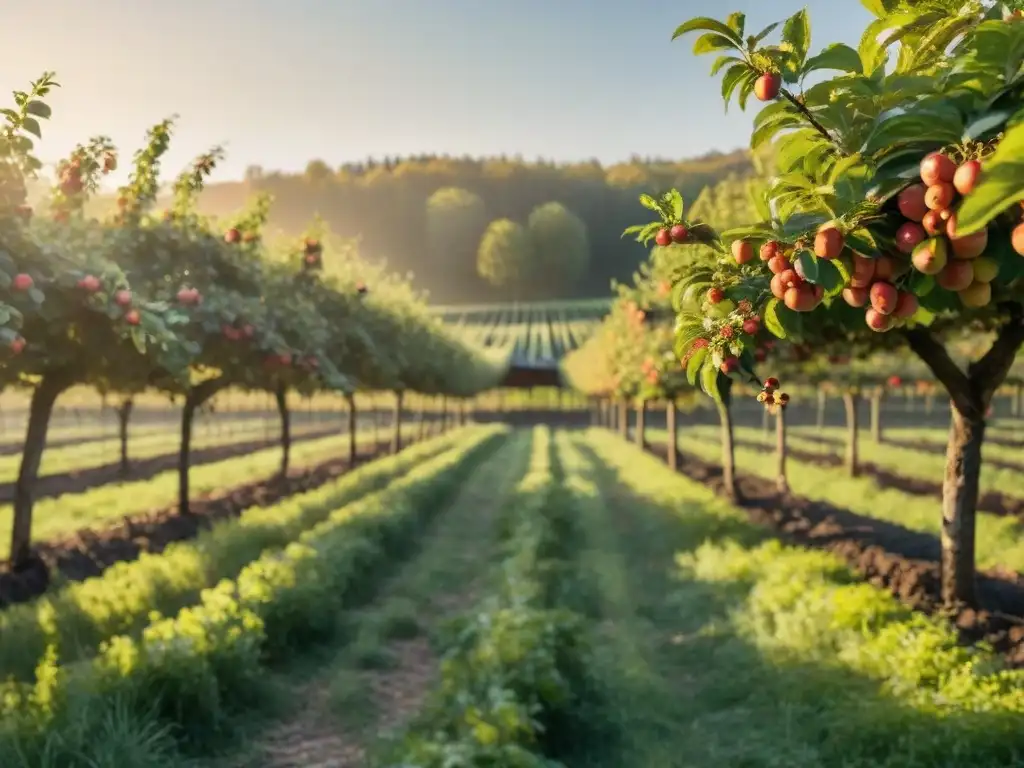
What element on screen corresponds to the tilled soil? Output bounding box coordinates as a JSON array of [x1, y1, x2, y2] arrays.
[[645, 441, 1024, 667], [0, 426, 343, 502], [732, 438, 1024, 522], [0, 439, 401, 609]]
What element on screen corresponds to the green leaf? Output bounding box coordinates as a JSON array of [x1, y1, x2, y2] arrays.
[[27, 287, 44, 305], [668, 189, 684, 221], [817, 260, 846, 298], [638, 194, 661, 213], [25, 101, 51, 119], [130, 326, 146, 354], [908, 270, 935, 297], [859, 12, 938, 75], [710, 55, 741, 75], [844, 229, 880, 258], [962, 110, 1012, 141], [21, 117, 41, 139], [763, 298, 787, 339], [796, 251, 820, 283], [802, 43, 861, 78], [726, 12, 745, 38], [721, 64, 750, 109], [860, 0, 898, 18], [749, 22, 780, 47], [781, 9, 811, 63], [672, 17, 743, 46], [862, 110, 964, 156], [736, 71, 759, 111], [694, 33, 737, 54], [621, 224, 647, 237], [699, 361, 722, 404], [686, 346, 708, 384], [828, 152, 865, 185]]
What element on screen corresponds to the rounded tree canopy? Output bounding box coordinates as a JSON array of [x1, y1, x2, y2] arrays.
[[476, 218, 534, 291]]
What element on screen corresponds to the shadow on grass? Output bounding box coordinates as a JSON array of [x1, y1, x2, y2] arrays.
[[568, 439, 1024, 768]]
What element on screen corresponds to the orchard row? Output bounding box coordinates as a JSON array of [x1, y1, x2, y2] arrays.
[[0, 74, 502, 569]]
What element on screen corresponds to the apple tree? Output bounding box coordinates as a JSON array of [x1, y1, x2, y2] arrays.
[[0, 79, 194, 568], [647, 3, 1024, 607]]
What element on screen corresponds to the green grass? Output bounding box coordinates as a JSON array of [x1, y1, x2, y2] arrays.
[[0, 420, 335, 483], [645, 425, 1024, 575], [575, 428, 1024, 767], [0, 426, 506, 767], [0, 431, 466, 682], [0, 424, 419, 558]]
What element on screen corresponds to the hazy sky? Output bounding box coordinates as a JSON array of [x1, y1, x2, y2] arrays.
[[3, 0, 872, 187]]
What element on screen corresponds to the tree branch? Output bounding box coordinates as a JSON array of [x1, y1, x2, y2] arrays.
[[969, 302, 1024, 403], [904, 326, 978, 419], [781, 88, 838, 148]]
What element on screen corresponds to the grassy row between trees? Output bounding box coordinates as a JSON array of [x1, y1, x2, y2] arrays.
[[0, 424, 505, 766]]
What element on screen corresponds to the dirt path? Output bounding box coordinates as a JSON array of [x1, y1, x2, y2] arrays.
[[236, 429, 534, 768]]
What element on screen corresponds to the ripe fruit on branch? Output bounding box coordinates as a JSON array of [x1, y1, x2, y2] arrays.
[[895, 222, 926, 254], [707, 287, 724, 304], [888, 375, 902, 387], [670, 224, 688, 243], [911, 238, 948, 275], [873, 256, 897, 282], [921, 209, 949, 236], [842, 286, 867, 307], [770, 273, 787, 299], [814, 225, 844, 259], [920, 152, 956, 186], [720, 355, 739, 374], [754, 72, 781, 101], [1014, 223, 1024, 256], [224, 228, 241, 244], [897, 184, 928, 221], [953, 160, 981, 196], [936, 261, 974, 292], [77, 275, 101, 293], [176, 287, 201, 305], [742, 317, 760, 335], [865, 307, 894, 332], [124, 309, 140, 326], [893, 291, 918, 319], [972, 257, 998, 283], [114, 290, 132, 307], [850, 255, 875, 288], [760, 241, 780, 261], [924, 183, 955, 211], [946, 216, 988, 260], [12, 273, 33, 291], [764, 377, 779, 391], [655, 228, 672, 247], [776, 392, 790, 406], [869, 282, 898, 315], [768, 255, 791, 274], [959, 281, 991, 308], [9, 337, 25, 354], [732, 240, 754, 264]]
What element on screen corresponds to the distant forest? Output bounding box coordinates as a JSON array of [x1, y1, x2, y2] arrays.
[[89, 150, 756, 304]]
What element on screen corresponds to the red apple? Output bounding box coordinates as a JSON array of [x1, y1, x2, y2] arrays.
[[114, 290, 132, 307], [920, 153, 956, 186], [669, 224, 688, 243], [895, 222, 926, 254], [953, 160, 981, 196], [12, 273, 33, 291], [897, 184, 928, 222], [9, 336, 25, 354], [124, 309, 141, 325], [893, 291, 918, 319]]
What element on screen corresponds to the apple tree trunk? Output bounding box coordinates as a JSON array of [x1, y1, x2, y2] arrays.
[[635, 399, 647, 449], [718, 378, 738, 502], [116, 396, 134, 478], [870, 392, 884, 443], [417, 403, 427, 442], [274, 385, 291, 477], [392, 390, 403, 455], [816, 389, 826, 429], [10, 371, 72, 570], [775, 407, 788, 494], [665, 399, 678, 471], [346, 393, 358, 465], [440, 395, 448, 433], [618, 399, 629, 440], [908, 318, 1024, 608], [842, 391, 859, 477], [179, 378, 224, 516]]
